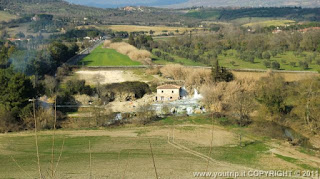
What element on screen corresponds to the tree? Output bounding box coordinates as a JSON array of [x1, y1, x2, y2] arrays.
[[44, 75, 57, 97], [48, 42, 69, 64], [271, 61, 280, 70], [299, 61, 309, 70], [211, 60, 233, 83], [128, 33, 135, 46], [262, 51, 271, 60], [256, 72, 287, 116], [292, 79, 320, 132], [0, 69, 36, 118], [263, 60, 271, 68], [290, 62, 296, 67], [229, 82, 256, 126]]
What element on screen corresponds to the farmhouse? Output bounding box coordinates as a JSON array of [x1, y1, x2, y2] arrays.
[[155, 84, 181, 102]]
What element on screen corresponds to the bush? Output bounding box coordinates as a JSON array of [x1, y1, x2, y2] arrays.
[[262, 52, 271, 60], [271, 61, 281, 70], [64, 79, 94, 95], [103, 40, 112, 48], [101, 81, 151, 102], [263, 60, 271, 68], [290, 62, 296, 67], [299, 61, 309, 70]]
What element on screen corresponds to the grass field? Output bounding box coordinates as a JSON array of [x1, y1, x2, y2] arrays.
[[0, 11, 18, 22], [78, 25, 198, 35], [1, 115, 319, 178], [155, 49, 320, 72], [152, 50, 206, 66], [242, 19, 295, 28], [79, 45, 141, 66], [218, 50, 320, 72]]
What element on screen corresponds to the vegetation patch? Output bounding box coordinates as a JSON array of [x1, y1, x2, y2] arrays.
[[79, 45, 141, 66], [275, 154, 318, 170], [242, 20, 295, 28], [0, 11, 18, 22], [196, 141, 269, 166]]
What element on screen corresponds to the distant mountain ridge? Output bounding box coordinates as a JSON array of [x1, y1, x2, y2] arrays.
[[64, 0, 320, 8], [167, 0, 320, 8], [65, 0, 188, 8]]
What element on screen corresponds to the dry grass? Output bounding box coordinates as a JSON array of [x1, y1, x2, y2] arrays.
[[160, 64, 212, 91], [79, 25, 197, 35], [232, 71, 320, 82], [104, 41, 152, 64]]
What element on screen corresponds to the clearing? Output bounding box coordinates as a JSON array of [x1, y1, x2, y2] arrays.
[[0, 11, 18, 22], [75, 70, 147, 85], [242, 19, 295, 27], [79, 25, 197, 35], [0, 116, 319, 178], [79, 45, 141, 66]]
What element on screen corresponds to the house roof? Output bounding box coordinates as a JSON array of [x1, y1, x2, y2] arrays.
[[157, 84, 181, 89]]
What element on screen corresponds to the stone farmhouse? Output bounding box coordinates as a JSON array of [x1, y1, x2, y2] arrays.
[[155, 84, 181, 102]]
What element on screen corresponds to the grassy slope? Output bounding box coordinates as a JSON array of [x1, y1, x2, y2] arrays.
[[0, 11, 18, 22], [0, 115, 318, 178], [155, 49, 320, 71], [218, 50, 320, 71], [79, 45, 141, 66], [152, 50, 206, 66]]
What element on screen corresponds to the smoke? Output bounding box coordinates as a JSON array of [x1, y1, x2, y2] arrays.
[[9, 49, 54, 76], [9, 50, 37, 75]]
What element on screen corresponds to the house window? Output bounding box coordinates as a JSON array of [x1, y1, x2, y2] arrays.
[[162, 90, 164, 93], [172, 91, 174, 93], [170, 97, 173, 99], [161, 96, 164, 101]]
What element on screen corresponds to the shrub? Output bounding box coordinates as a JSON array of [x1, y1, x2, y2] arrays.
[[64, 79, 94, 95], [103, 40, 112, 48], [101, 81, 151, 102], [298, 61, 309, 70], [281, 59, 287, 64], [290, 62, 296, 67], [262, 52, 271, 60], [271, 61, 281, 70], [263, 60, 271, 68]]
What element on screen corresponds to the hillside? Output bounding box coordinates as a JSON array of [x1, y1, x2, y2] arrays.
[[1, 0, 196, 26], [168, 0, 320, 8], [63, 0, 320, 8]]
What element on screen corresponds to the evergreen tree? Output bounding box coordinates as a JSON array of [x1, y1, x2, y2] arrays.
[[211, 60, 234, 82], [128, 33, 135, 46]]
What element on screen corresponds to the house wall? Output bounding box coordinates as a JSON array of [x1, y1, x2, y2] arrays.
[[156, 88, 180, 101]]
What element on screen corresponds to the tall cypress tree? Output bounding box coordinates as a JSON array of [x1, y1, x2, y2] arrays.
[[211, 60, 234, 82]]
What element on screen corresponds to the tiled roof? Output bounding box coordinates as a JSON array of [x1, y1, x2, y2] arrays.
[[157, 84, 181, 89]]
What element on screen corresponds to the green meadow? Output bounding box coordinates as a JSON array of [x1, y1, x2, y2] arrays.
[[79, 45, 141, 66]]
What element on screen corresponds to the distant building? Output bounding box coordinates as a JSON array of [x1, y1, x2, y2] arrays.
[[123, 6, 136, 11], [299, 27, 320, 33], [155, 84, 181, 102]]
